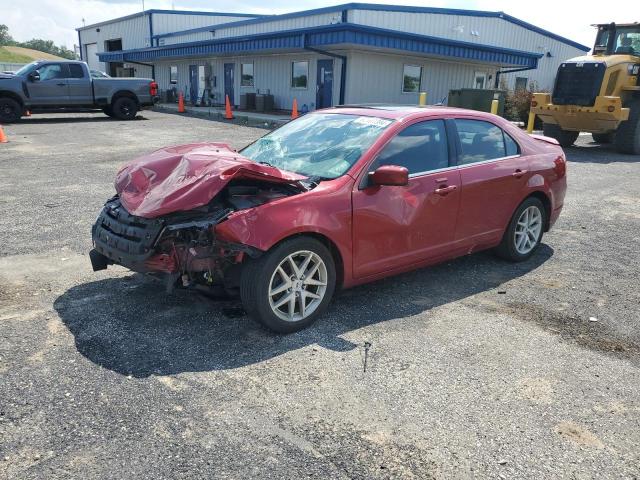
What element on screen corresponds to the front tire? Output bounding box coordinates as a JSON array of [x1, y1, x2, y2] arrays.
[[495, 197, 546, 262], [240, 237, 336, 333], [543, 123, 579, 147], [102, 106, 115, 118], [111, 97, 138, 120], [614, 99, 640, 154], [0, 97, 22, 123]]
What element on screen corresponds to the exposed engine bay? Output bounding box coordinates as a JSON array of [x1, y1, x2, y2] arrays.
[[90, 177, 305, 293]]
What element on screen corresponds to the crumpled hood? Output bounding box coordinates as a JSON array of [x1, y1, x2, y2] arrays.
[[115, 142, 304, 218]]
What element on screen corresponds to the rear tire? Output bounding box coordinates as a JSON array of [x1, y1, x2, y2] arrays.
[[111, 97, 138, 120], [614, 99, 640, 154], [494, 197, 546, 262], [102, 106, 115, 118], [543, 123, 579, 147], [240, 237, 336, 333], [592, 132, 614, 144], [0, 97, 22, 123]]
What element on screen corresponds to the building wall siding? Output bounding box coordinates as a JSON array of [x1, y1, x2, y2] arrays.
[[349, 9, 587, 90], [154, 52, 342, 111], [345, 50, 497, 105], [152, 13, 258, 36]]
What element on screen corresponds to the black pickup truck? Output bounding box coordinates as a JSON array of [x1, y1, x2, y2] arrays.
[[0, 60, 158, 122]]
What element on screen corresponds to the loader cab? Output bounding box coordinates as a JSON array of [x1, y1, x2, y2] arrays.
[[594, 23, 640, 57]]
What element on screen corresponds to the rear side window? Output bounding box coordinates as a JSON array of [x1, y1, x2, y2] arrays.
[[504, 132, 520, 156], [67, 64, 85, 78], [455, 119, 507, 164], [374, 120, 449, 175]]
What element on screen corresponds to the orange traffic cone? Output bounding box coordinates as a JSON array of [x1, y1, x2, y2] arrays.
[[0, 125, 8, 143], [291, 98, 299, 120], [178, 92, 185, 113], [224, 95, 234, 120]]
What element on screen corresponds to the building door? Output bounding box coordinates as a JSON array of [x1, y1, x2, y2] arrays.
[[224, 63, 235, 106], [84, 43, 99, 71], [189, 65, 198, 104], [316, 59, 333, 108]]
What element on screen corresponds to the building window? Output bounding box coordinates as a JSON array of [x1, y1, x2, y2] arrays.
[[402, 65, 422, 93], [241, 63, 254, 87], [515, 77, 528, 91], [170, 66, 178, 84], [474, 72, 486, 89], [291, 61, 308, 88]]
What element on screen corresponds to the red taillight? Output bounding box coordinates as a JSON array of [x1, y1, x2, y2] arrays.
[[149, 81, 158, 96], [531, 100, 538, 107]]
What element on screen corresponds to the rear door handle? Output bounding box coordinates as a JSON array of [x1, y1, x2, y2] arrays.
[[512, 169, 528, 178], [435, 185, 457, 195], [56, 83, 66, 86]]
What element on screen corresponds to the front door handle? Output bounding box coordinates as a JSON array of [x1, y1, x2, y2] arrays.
[[56, 82, 66, 86], [512, 169, 528, 178], [435, 185, 457, 196]]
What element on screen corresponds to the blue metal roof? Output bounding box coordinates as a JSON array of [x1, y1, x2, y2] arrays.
[[97, 23, 542, 68], [149, 3, 590, 52]]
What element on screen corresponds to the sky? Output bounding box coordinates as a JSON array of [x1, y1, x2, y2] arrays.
[[0, 0, 631, 51]]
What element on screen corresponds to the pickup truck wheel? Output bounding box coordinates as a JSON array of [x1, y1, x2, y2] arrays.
[[494, 197, 546, 262], [111, 97, 138, 120], [592, 132, 614, 144], [240, 237, 336, 333], [542, 123, 579, 147], [614, 100, 640, 155], [0, 97, 22, 123], [102, 106, 115, 118]]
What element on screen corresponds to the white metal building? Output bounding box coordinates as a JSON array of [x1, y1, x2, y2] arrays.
[[77, 3, 589, 111]]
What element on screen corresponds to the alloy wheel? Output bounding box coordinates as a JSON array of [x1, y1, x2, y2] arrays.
[[268, 250, 328, 322], [514, 205, 542, 255]]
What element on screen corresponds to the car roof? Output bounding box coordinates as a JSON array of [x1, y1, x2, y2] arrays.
[[315, 105, 498, 121]]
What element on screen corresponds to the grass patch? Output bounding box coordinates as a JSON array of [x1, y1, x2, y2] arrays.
[[0, 46, 32, 63]]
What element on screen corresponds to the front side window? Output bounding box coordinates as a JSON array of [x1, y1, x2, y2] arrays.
[[455, 119, 508, 164], [291, 61, 308, 88], [37, 63, 65, 80], [241, 63, 254, 87], [170, 66, 178, 84], [373, 120, 449, 175], [402, 64, 422, 93], [241, 113, 392, 179]]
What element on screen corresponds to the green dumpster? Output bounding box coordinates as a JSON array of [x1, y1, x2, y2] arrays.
[[448, 89, 506, 116]]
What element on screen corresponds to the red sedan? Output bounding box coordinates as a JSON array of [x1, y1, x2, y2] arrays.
[[90, 106, 567, 332]]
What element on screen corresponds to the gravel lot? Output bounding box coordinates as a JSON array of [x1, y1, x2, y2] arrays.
[[1, 111, 639, 479]]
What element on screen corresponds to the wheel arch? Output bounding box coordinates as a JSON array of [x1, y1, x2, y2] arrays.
[[525, 190, 552, 231], [111, 90, 139, 106], [268, 232, 345, 290], [0, 91, 25, 107]]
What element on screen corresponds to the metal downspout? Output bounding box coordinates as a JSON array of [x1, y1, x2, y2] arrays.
[[494, 65, 537, 88]]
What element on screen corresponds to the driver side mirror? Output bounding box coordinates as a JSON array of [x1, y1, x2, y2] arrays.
[[368, 165, 409, 187], [28, 71, 40, 82]]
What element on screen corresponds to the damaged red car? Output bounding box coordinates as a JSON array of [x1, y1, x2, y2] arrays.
[[90, 106, 567, 333]]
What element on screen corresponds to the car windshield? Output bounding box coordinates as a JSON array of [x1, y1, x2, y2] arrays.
[[240, 113, 393, 179], [13, 61, 39, 76]]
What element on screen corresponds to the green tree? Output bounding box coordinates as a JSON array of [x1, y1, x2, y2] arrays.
[[0, 24, 14, 46]]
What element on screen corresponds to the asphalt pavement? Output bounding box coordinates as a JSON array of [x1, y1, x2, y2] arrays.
[[1, 111, 639, 479]]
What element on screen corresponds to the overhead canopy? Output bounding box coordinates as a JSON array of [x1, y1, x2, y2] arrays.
[[97, 23, 542, 68]]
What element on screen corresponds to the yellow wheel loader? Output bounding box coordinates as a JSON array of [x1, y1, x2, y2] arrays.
[[531, 22, 640, 154]]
